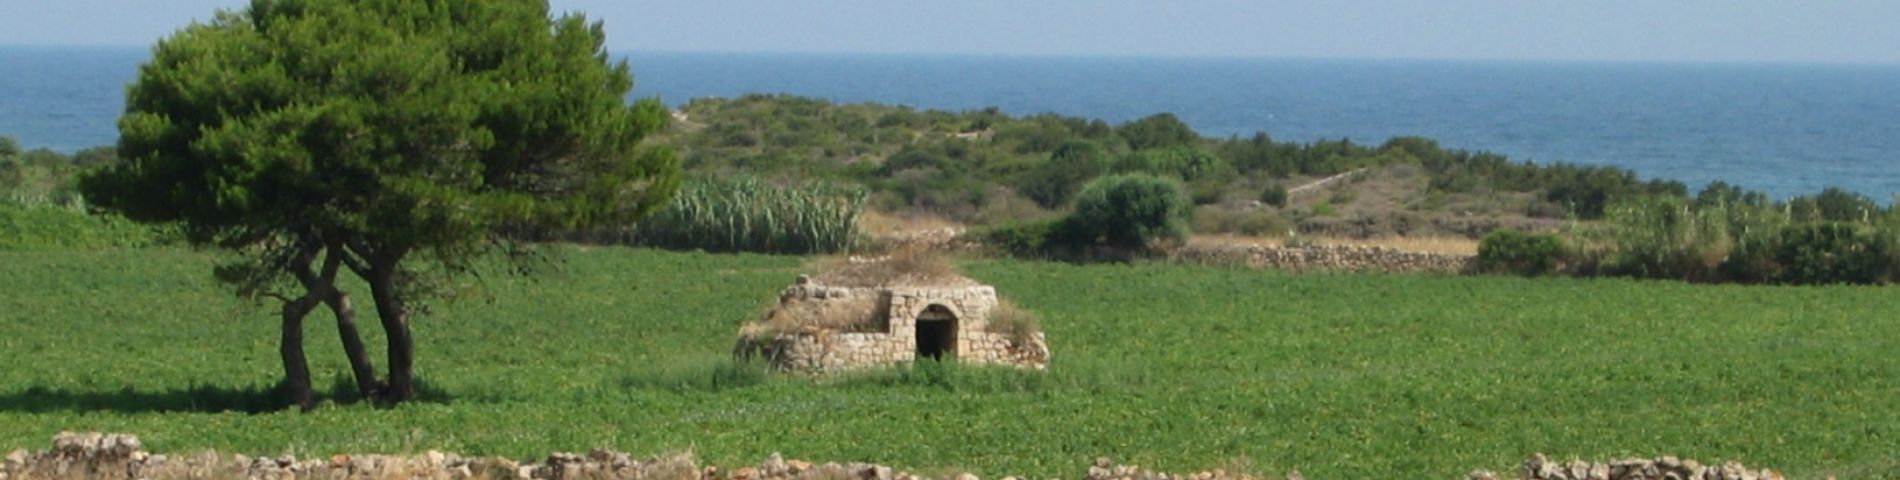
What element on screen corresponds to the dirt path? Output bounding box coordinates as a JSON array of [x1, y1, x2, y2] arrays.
[[1286, 168, 1368, 200]]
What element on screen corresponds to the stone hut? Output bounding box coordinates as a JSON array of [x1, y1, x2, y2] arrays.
[[734, 259, 1049, 373]]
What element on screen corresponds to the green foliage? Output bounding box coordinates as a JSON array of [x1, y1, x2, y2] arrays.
[[1017, 140, 1110, 208], [85, 0, 680, 253], [655, 96, 1707, 231], [1590, 193, 1899, 285], [1115, 113, 1198, 151], [0, 147, 88, 208], [1694, 181, 1768, 209], [1259, 182, 1289, 208], [1596, 196, 1738, 281], [1801, 187, 1880, 222], [875, 140, 1000, 212], [0, 136, 17, 156], [76, 0, 680, 404], [1476, 229, 1567, 276], [0, 204, 171, 250], [1112, 145, 1234, 184], [615, 177, 865, 254], [1058, 174, 1191, 250], [4, 248, 1900, 478], [971, 219, 1061, 257], [1310, 202, 1336, 217], [1773, 222, 1891, 285]]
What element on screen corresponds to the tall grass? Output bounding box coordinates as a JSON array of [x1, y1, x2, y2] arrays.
[[1592, 196, 1742, 281], [575, 177, 867, 254], [1589, 195, 1899, 284]]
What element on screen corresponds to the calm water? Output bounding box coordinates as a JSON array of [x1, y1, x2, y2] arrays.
[[3, 46, 1896, 200]]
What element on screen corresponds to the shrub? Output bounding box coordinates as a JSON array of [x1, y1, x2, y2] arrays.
[[1596, 196, 1731, 281], [1259, 183, 1288, 208], [1115, 113, 1198, 151], [973, 219, 1060, 257], [1057, 174, 1191, 250], [1476, 229, 1567, 276], [1773, 222, 1888, 285], [1017, 140, 1110, 208], [1113, 146, 1232, 183]]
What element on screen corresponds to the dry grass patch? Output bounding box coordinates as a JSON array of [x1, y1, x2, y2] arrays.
[[809, 248, 976, 288], [744, 295, 886, 337], [986, 299, 1042, 344], [859, 210, 963, 237]]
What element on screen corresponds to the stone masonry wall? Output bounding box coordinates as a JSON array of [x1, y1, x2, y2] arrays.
[[1175, 244, 1474, 274], [744, 283, 1048, 373]]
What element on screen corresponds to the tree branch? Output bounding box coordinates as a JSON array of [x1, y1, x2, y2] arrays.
[[339, 237, 375, 277]]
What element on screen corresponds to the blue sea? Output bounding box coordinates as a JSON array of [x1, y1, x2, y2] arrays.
[[3, 46, 1896, 200]]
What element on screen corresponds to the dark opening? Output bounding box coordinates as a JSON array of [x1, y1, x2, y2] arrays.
[[915, 305, 957, 361]]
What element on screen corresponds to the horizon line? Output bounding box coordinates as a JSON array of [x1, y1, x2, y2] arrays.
[[3, 42, 1897, 68]]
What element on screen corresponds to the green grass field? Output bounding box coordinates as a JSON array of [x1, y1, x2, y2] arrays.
[[2, 247, 1897, 478]]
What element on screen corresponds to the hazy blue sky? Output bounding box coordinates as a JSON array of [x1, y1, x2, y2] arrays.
[[3, 0, 1897, 64]]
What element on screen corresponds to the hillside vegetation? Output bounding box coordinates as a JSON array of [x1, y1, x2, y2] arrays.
[[655, 94, 1696, 238], [2, 247, 1896, 478]]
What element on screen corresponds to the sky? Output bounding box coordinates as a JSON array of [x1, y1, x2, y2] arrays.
[[1, 0, 1897, 64]]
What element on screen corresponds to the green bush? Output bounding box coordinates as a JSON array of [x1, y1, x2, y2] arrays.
[[1259, 182, 1288, 208], [1115, 113, 1198, 151], [1017, 140, 1110, 208], [1476, 230, 1567, 276], [1056, 174, 1191, 250], [1773, 222, 1889, 285], [973, 219, 1060, 257]]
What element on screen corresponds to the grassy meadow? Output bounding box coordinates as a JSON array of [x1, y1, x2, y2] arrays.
[[1, 247, 1897, 478]]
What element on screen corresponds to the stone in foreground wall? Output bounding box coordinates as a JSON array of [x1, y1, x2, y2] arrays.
[[1462, 453, 1783, 480], [1174, 244, 1474, 274], [743, 330, 1050, 373]]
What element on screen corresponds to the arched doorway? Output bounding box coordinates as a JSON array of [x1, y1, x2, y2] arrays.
[[915, 305, 958, 360]]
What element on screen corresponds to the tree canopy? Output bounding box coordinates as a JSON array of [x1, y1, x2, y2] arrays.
[[82, 0, 679, 408]]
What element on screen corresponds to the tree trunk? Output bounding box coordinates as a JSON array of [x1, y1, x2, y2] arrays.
[[327, 292, 383, 400], [366, 268, 416, 403], [280, 295, 321, 411]]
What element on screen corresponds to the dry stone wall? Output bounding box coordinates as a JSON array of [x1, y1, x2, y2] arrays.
[[1175, 244, 1473, 274], [2, 434, 1790, 480], [1474, 453, 1783, 480], [750, 332, 911, 372], [959, 331, 1050, 368]]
